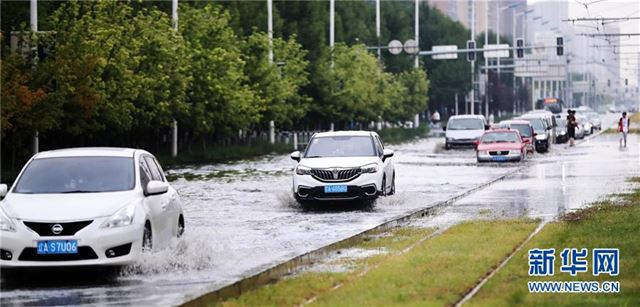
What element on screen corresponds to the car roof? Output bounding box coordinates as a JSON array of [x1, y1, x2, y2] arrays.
[[313, 130, 375, 138], [485, 128, 519, 133], [500, 120, 531, 126], [33, 147, 141, 159], [519, 114, 547, 119], [448, 115, 485, 120]]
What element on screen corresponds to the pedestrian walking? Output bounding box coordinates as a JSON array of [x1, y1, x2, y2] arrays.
[[618, 112, 630, 147], [431, 110, 441, 126], [567, 109, 577, 147]]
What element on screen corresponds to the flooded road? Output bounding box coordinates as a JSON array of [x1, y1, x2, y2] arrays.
[[1, 116, 637, 306]]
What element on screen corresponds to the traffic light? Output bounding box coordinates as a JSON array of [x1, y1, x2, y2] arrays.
[[467, 40, 476, 62], [625, 78, 628, 86], [516, 38, 524, 58], [556, 37, 563, 56]]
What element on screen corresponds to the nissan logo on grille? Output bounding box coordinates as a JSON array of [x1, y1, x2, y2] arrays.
[[51, 224, 64, 235]]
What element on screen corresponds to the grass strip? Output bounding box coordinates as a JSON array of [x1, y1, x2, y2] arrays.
[[218, 220, 537, 307], [467, 179, 640, 307], [219, 227, 435, 307]]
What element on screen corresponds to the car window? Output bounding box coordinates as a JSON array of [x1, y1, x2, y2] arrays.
[[511, 124, 532, 137], [305, 136, 376, 158], [139, 159, 152, 188], [374, 136, 384, 156], [447, 118, 484, 130], [13, 157, 135, 194], [144, 156, 164, 182], [481, 132, 520, 144]]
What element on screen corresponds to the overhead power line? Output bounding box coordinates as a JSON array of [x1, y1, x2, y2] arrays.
[[577, 33, 640, 37], [563, 17, 640, 22]]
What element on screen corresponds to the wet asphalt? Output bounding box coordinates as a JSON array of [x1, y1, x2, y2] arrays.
[[1, 114, 637, 306]]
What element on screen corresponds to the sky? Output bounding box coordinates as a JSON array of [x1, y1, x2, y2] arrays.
[[530, 0, 640, 85]]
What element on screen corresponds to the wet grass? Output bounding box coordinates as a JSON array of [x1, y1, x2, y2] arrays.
[[218, 220, 538, 306], [467, 178, 640, 307], [377, 125, 429, 144], [158, 142, 292, 170], [219, 226, 435, 307]]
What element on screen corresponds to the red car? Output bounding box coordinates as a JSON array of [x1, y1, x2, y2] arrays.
[[498, 120, 535, 154], [474, 129, 530, 163]]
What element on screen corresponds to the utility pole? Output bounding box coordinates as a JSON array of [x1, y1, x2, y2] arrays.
[[330, 0, 334, 49], [414, 0, 419, 69], [31, 0, 39, 155], [268, 0, 273, 64], [512, 9, 517, 115], [470, 0, 476, 115], [484, 0, 488, 118], [171, 0, 178, 158], [376, 0, 381, 60]]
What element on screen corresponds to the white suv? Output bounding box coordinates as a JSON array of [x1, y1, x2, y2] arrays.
[[0, 147, 184, 267], [291, 131, 395, 203]]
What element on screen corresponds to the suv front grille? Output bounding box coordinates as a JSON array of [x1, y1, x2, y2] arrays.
[[311, 168, 361, 182], [489, 151, 510, 156], [23, 220, 93, 236]]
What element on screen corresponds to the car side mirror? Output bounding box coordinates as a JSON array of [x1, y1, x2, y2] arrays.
[[523, 139, 531, 144], [485, 125, 490, 130], [442, 125, 447, 131], [290, 151, 301, 162], [0, 184, 7, 198], [145, 181, 168, 196], [383, 149, 394, 159], [472, 140, 480, 149], [533, 133, 538, 137]]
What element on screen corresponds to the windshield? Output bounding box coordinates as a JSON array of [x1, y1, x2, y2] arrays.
[[447, 118, 484, 130], [510, 124, 532, 137], [14, 157, 135, 194], [481, 132, 520, 144], [305, 136, 376, 158], [523, 118, 545, 133]]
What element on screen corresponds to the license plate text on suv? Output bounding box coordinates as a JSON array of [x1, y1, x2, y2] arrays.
[[324, 185, 347, 193]]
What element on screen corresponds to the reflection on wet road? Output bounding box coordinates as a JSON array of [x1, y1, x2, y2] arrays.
[[1, 121, 637, 306]]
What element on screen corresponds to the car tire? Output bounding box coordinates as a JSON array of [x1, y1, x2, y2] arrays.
[[389, 173, 396, 196], [142, 221, 152, 252], [445, 142, 450, 150], [381, 176, 387, 196], [177, 215, 185, 238]]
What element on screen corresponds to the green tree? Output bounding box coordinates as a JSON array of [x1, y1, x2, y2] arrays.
[[179, 4, 259, 139], [385, 68, 430, 122], [242, 32, 310, 129]]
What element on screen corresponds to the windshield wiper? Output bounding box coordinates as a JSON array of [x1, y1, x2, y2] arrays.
[[61, 190, 96, 193]]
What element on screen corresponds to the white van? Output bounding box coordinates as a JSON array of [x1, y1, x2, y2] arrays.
[[443, 115, 489, 149]]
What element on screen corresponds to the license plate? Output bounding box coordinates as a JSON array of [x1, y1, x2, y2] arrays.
[[37, 240, 78, 255], [324, 185, 347, 193], [492, 156, 507, 162]]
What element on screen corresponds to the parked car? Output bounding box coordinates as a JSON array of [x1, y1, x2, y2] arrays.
[[526, 110, 557, 143], [291, 131, 395, 203], [555, 117, 569, 144], [518, 114, 552, 153], [577, 114, 593, 135], [0, 148, 184, 268], [475, 129, 529, 163], [586, 112, 602, 130], [443, 115, 489, 149], [499, 120, 535, 154]]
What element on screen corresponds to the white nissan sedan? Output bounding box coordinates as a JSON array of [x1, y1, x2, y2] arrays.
[[291, 131, 395, 203], [0, 148, 184, 267]]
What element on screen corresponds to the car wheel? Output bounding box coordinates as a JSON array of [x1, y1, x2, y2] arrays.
[[177, 215, 185, 238], [389, 173, 396, 196], [142, 221, 152, 252], [381, 176, 387, 196], [445, 142, 450, 150]]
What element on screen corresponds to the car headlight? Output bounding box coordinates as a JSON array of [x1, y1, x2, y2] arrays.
[[478, 151, 489, 156], [559, 131, 566, 135], [295, 165, 312, 175], [535, 134, 547, 140], [0, 207, 16, 232], [100, 204, 135, 229], [360, 163, 378, 173]]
